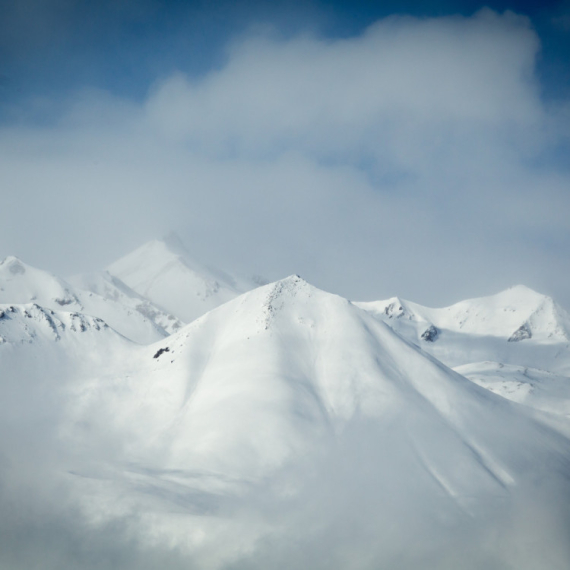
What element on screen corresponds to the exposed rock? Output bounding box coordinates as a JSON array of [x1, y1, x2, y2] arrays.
[[153, 346, 170, 359], [508, 323, 532, 342], [384, 301, 404, 319], [421, 324, 439, 342], [8, 260, 25, 275]]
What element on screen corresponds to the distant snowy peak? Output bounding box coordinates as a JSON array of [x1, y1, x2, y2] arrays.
[[0, 256, 81, 308], [438, 285, 569, 342], [0, 256, 167, 344], [108, 237, 242, 293], [356, 285, 570, 373], [372, 296, 441, 339], [378, 297, 407, 319], [355, 296, 436, 346], [106, 238, 262, 323], [358, 285, 570, 344]]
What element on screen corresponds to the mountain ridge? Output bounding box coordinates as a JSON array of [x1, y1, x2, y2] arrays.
[[356, 285, 570, 373], [0, 255, 168, 344]]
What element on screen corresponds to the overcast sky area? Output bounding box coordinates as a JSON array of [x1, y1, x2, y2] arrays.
[[0, 0, 569, 307]]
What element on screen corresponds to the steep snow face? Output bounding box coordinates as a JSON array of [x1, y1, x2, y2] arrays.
[[70, 277, 570, 516], [69, 270, 183, 334], [106, 237, 261, 323], [0, 256, 167, 344], [356, 285, 570, 373], [456, 361, 570, 419]]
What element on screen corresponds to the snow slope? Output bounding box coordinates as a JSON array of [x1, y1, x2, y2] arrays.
[[455, 361, 570, 419], [0, 256, 167, 344], [69, 270, 184, 334], [356, 285, 570, 374], [106, 235, 263, 323]]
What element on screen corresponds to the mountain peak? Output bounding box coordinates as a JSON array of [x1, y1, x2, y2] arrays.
[[277, 274, 305, 286], [161, 231, 188, 256], [381, 297, 408, 319], [1, 255, 22, 263], [107, 238, 259, 323], [0, 256, 28, 275], [265, 274, 325, 303], [262, 275, 311, 312], [0, 256, 79, 307], [134, 238, 184, 260], [126, 237, 188, 265], [498, 284, 548, 302], [507, 284, 540, 293]]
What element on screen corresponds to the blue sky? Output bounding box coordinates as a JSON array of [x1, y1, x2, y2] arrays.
[[0, 0, 569, 307], [1, 0, 568, 107]]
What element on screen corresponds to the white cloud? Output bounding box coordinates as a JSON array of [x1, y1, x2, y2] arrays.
[[145, 9, 543, 162], [0, 9, 569, 308]]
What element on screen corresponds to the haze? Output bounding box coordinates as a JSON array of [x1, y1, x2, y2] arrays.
[[1, 1, 569, 308]]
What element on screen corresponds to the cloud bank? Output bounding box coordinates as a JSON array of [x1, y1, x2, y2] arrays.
[[0, 9, 569, 307], [2, 403, 570, 570]]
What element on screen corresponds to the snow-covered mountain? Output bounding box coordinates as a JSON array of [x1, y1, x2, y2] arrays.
[[0, 255, 168, 344], [2, 263, 570, 568], [69, 269, 184, 334], [106, 235, 264, 323], [356, 285, 570, 374], [55, 277, 570, 554]]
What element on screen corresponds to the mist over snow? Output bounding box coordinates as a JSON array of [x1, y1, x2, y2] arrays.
[[1, 270, 570, 570], [0, 7, 569, 307], [1, 3, 570, 569]]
